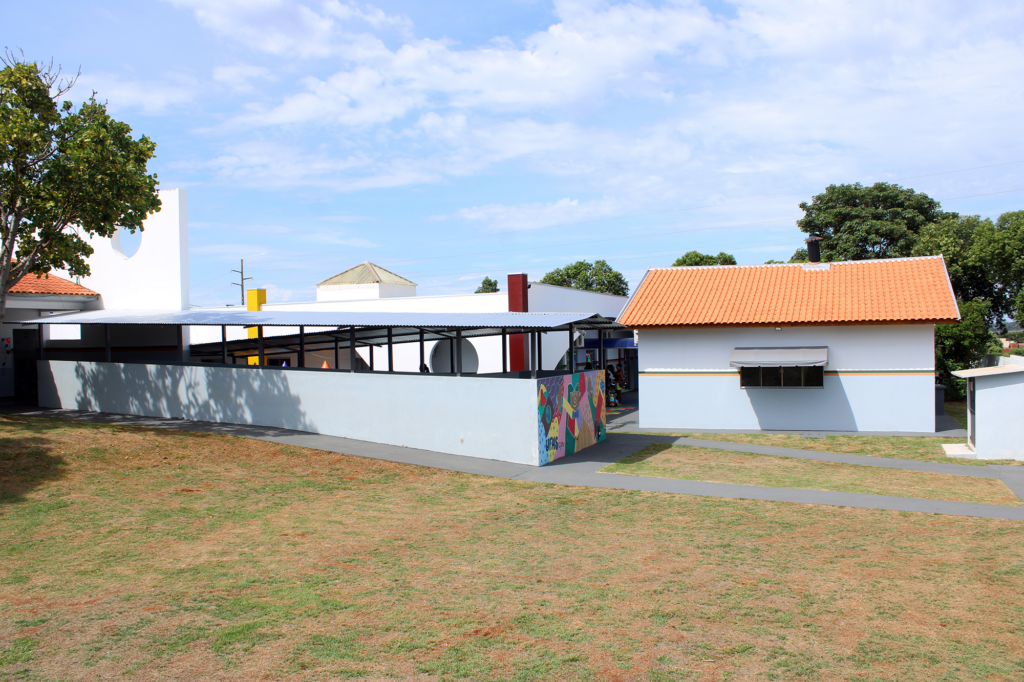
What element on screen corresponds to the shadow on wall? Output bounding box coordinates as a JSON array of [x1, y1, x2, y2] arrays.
[[62, 363, 316, 435], [746, 378, 858, 431]]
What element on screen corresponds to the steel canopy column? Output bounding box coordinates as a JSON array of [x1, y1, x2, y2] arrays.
[[455, 330, 463, 377], [176, 325, 184, 363], [299, 326, 306, 367], [369, 344, 374, 371], [501, 327, 507, 373], [349, 327, 355, 373], [222, 326, 228, 364], [334, 336, 339, 369], [387, 327, 394, 372], [419, 329, 425, 371], [257, 326, 264, 366], [530, 331, 537, 379], [568, 324, 575, 373], [537, 331, 543, 374], [449, 336, 454, 374], [598, 329, 604, 370], [104, 325, 111, 363]]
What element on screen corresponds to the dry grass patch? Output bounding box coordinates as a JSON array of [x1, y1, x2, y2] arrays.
[[1, 415, 1023, 681], [601, 444, 1021, 507]]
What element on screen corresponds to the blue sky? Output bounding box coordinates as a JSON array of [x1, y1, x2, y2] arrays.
[[8, 0, 1024, 305]]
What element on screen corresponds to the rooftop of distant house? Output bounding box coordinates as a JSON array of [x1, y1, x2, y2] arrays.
[[317, 261, 417, 287]]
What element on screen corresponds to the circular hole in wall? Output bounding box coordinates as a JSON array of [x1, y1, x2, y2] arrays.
[[430, 339, 479, 374], [113, 229, 142, 258]]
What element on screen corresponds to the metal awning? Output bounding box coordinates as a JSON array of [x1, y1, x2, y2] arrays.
[[22, 309, 618, 330], [729, 347, 828, 367]]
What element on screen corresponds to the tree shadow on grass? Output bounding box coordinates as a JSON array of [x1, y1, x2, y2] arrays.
[[616, 442, 674, 466], [0, 418, 67, 504]]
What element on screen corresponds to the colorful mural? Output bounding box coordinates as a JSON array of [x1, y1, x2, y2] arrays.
[[537, 369, 607, 465]]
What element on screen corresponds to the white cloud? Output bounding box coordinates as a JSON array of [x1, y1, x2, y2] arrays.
[[74, 72, 196, 113], [450, 197, 617, 233], [165, 0, 411, 59], [167, 0, 1024, 225], [212, 64, 275, 92]]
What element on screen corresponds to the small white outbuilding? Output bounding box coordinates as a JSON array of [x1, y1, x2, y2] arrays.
[[951, 361, 1024, 460]]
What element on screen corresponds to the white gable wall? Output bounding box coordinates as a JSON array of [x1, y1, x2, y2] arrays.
[[971, 370, 1024, 460], [639, 325, 936, 432]]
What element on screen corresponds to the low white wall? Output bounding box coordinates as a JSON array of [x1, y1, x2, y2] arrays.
[[640, 374, 935, 432], [973, 373, 1024, 460], [38, 360, 541, 465]]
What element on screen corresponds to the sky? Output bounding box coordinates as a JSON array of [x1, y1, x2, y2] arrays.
[[8, 0, 1024, 305]]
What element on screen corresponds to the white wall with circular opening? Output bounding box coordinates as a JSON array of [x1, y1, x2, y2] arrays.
[[430, 338, 479, 374]]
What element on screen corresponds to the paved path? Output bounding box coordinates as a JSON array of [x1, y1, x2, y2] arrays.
[[5, 407, 1022, 521]]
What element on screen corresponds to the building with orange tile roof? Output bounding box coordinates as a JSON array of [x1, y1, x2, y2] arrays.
[[618, 256, 960, 433]]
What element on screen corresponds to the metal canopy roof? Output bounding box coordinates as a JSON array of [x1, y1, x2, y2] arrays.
[[729, 346, 829, 368], [24, 309, 619, 330]]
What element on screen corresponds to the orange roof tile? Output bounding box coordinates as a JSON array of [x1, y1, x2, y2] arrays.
[[618, 256, 959, 327], [9, 273, 99, 297]]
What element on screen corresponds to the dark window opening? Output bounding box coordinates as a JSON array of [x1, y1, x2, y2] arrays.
[[803, 366, 824, 387], [739, 366, 760, 387], [740, 366, 825, 389], [761, 367, 782, 387]]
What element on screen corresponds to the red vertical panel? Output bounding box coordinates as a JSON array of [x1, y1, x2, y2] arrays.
[[507, 273, 529, 371]]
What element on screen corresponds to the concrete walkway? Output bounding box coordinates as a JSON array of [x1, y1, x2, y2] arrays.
[[5, 406, 1022, 521]]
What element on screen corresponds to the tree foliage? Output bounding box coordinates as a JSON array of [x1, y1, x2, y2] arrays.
[[797, 182, 950, 262], [540, 260, 628, 296], [672, 251, 736, 267], [788, 247, 808, 263], [0, 53, 161, 321], [935, 300, 1001, 399], [995, 210, 1024, 324], [474, 276, 499, 293]]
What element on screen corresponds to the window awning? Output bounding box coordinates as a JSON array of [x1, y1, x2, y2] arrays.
[[729, 347, 828, 368]]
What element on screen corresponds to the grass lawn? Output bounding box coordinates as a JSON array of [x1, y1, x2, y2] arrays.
[[601, 444, 1021, 507], [945, 401, 968, 430], [619, 432, 1020, 468], [1, 415, 1023, 681]]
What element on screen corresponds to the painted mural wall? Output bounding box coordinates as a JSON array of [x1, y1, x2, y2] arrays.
[[537, 369, 607, 465]]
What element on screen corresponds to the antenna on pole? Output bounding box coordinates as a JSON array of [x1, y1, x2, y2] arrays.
[[231, 259, 252, 305]]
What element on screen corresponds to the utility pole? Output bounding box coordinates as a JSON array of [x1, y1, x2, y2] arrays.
[[231, 260, 252, 305]]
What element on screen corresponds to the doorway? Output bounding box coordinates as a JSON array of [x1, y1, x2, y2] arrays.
[[967, 377, 976, 447]]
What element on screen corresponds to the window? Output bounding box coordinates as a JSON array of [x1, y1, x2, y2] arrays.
[[740, 366, 824, 389]]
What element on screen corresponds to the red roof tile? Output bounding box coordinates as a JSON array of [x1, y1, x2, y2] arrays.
[[9, 273, 99, 297], [618, 256, 959, 327]]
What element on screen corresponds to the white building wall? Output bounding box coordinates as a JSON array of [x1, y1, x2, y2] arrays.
[[638, 325, 936, 432], [38, 360, 542, 465], [972, 372, 1024, 460], [63, 188, 189, 311]]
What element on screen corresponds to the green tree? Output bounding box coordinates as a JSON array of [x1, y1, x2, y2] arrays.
[[763, 259, 786, 264], [474, 276, 499, 293], [0, 54, 161, 322], [672, 251, 737, 267], [935, 300, 1000, 399], [540, 260, 628, 296], [995, 210, 1024, 324], [788, 247, 808, 263], [912, 214, 1008, 327], [797, 182, 950, 262]]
